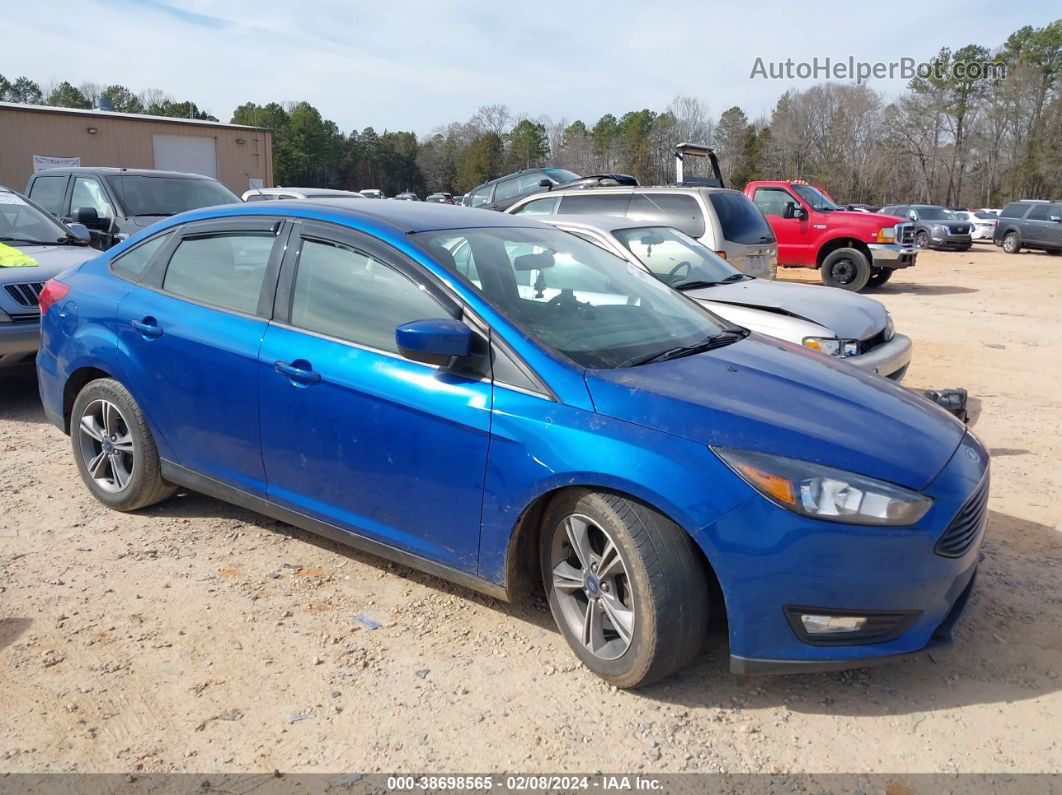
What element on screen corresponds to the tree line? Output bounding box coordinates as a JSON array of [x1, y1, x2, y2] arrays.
[[3, 18, 1058, 205]]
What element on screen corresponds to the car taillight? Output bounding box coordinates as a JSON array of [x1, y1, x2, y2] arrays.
[[38, 279, 71, 316]]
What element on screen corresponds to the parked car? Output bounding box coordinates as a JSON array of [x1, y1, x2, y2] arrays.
[[948, 210, 997, 241], [453, 194, 465, 205], [466, 167, 581, 212], [242, 187, 366, 202], [993, 200, 1062, 255], [508, 186, 778, 279], [26, 167, 239, 250], [0, 186, 96, 368], [394, 192, 421, 202], [878, 204, 972, 251], [537, 215, 912, 381], [37, 201, 987, 687], [426, 193, 455, 204], [843, 204, 881, 213], [359, 189, 385, 199], [745, 181, 916, 291]]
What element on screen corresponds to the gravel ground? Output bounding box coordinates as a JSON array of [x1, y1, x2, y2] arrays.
[[0, 245, 1059, 774]]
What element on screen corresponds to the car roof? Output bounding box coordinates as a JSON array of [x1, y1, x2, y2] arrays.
[[537, 214, 663, 234], [169, 198, 546, 235], [33, 167, 217, 179]]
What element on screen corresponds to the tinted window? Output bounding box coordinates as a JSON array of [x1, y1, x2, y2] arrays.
[[290, 238, 445, 353], [28, 176, 67, 216], [111, 231, 174, 280], [162, 231, 275, 314], [1026, 204, 1051, 221], [999, 203, 1027, 219], [558, 193, 632, 216], [627, 194, 706, 238], [71, 177, 114, 220], [493, 177, 523, 203], [511, 196, 560, 215], [709, 192, 774, 244], [543, 169, 579, 183]]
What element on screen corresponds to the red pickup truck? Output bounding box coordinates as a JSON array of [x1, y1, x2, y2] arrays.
[[743, 180, 917, 291]]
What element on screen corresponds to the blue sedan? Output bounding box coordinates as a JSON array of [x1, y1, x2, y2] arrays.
[[36, 200, 988, 687]]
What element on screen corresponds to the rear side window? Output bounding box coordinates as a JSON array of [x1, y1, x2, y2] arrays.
[[162, 231, 275, 314], [1026, 204, 1051, 221], [558, 193, 632, 216], [511, 196, 560, 215], [709, 192, 774, 244], [999, 203, 1028, 219], [28, 176, 67, 216], [290, 238, 445, 353], [111, 231, 174, 281], [627, 194, 705, 239], [493, 177, 522, 203]]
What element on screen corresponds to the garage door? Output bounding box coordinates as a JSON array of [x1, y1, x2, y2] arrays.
[[152, 134, 218, 178]]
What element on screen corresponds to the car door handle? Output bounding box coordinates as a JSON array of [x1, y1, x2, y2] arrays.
[[275, 360, 321, 385], [131, 318, 162, 338]]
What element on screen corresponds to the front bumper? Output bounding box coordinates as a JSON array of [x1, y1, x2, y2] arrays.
[[847, 333, 912, 381], [928, 233, 972, 250], [0, 321, 41, 367], [867, 242, 916, 269]]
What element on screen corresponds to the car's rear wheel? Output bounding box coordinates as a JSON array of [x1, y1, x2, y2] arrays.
[[540, 490, 710, 688], [71, 378, 175, 512], [820, 248, 871, 291], [866, 268, 893, 289], [1002, 232, 1021, 254]]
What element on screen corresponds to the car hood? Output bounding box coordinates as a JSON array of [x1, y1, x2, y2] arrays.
[[585, 333, 966, 491], [0, 243, 94, 281], [686, 279, 887, 340], [829, 210, 907, 227]]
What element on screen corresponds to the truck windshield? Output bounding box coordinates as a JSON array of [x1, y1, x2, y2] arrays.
[[792, 184, 840, 212], [107, 176, 239, 216]]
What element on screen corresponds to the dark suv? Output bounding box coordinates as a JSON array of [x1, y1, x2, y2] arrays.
[[26, 167, 239, 250], [464, 168, 581, 212], [879, 204, 972, 251], [994, 200, 1062, 255]]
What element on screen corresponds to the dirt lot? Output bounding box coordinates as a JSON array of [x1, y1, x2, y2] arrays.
[[0, 244, 1059, 775]]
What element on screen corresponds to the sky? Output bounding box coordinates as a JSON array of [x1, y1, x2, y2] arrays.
[[6, 1, 1059, 135]]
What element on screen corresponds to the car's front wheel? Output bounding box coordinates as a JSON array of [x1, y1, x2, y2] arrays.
[[71, 378, 176, 511], [540, 490, 710, 688], [914, 231, 929, 249]]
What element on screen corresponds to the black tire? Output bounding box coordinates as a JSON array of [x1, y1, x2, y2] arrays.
[[1046, 249, 1061, 257], [820, 247, 871, 291], [1002, 232, 1021, 254], [540, 490, 710, 688], [866, 268, 894, 289], [70, 378, 176, 512], [914, 230, 929, 249], [957, 245, 972, 252]]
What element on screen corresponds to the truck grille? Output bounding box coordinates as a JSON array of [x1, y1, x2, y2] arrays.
[[4, 281, 45, 307], [934, 475, 989, 558], [896, 223, 914, 246]]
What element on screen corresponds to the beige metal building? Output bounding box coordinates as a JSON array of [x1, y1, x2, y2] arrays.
[[0, 102, 272, 194]]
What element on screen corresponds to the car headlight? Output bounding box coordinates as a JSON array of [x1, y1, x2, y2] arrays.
[[931, 224, 946, 234], [874, 227, 895, 243], [884, 316, 895, 341], [803, 337, 859, 357], [713, 448, 933, 526]]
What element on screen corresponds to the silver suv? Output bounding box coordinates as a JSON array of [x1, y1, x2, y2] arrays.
[[506, 186, 778, 278]]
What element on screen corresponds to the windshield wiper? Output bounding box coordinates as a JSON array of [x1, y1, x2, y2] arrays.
[[618, 328, 749, 368], [674, 279, 722, 291], [720, 273, 749, 283]]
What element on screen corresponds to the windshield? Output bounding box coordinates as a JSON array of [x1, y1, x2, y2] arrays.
[[0, 190, 77, 244], [416, 226, 728, 369], [107, 176, 239, 216], [916, 207, 959, 221], [544, 169, 580, 184], [792, 184, 839, 212], [612, 226, 740, 288]]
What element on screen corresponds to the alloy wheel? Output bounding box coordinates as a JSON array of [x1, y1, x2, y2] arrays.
[[915, 231, 929, 249], [549, 513, 635, 661], [77, 399, 135, 493]]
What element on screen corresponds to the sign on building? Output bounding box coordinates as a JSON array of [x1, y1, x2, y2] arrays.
[[33, 155, 81, 173]]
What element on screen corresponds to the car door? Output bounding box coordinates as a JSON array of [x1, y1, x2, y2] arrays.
[[67, 175, 119, 249], [752, 187, 807, 264], [114, 217, 285, 495], [1022, 203, 1052, 247], [257, 221, 492, 572]]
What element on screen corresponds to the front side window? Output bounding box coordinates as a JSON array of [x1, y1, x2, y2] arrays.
[[416, 226, 726, 369], [753, 188, 798, 217], [71, 178, 114, 220], [511, 196, 560, 216], [613, 226, 740, 288], [162, 231, 275, 314], [111, 231, 174, 280], [27, 176, 67, 216], [290, 238, 445, 353]]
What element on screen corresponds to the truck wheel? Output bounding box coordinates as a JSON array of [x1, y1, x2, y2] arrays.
[[866, 268, 893, 289], [540, 490, 710, 688], [821, 248, 871, 291], [1002, 232, 1021, 254]]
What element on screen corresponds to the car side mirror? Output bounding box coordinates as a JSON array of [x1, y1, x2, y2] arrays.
[[783, 203, 806, 220], [66, 222, 92, 243], [395, 318, 473, 367], [1050, 215, 1061, 223], [538, 178, 553, 190], [75, 206, 108, 230]]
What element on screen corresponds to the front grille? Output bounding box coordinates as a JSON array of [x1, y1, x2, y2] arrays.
[[896, 223, 914, 246], [3, 282, 45, 307], [934, 475, 990, 558], [8, 312, 40, 324], [859, 329, 887, 354], [949, 224, 970, 235]]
